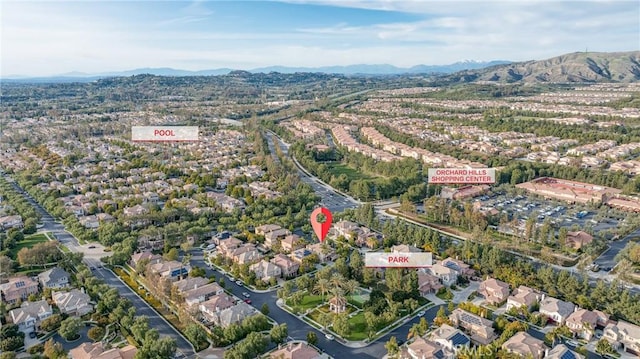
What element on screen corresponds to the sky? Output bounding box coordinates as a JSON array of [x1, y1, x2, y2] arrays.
[[1, 0, 639, 77]]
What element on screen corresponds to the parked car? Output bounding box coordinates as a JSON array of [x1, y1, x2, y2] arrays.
[[235, 280, 243, 286], [325, 334, 334, 340], [242, 292, 250, 298], [244, 299, 252, 304]]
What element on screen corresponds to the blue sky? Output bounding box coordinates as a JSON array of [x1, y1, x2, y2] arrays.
[[2, 0, 639, 76]]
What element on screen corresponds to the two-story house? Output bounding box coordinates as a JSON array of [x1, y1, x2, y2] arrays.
[[52, 289, 94, 316], [478, 278, 510, 306], [603, 320, 640, 356], [250, 260, 281, 282], [9, 300, 53, 334], [429, 324, 470, 355], [566, 308, 600, 340], [449, 308, 496, 345], [501, 331, 547, 359], [408, 336, 448, 359], [270, 254, 300, 278], [183, 283, 224, 307], [417, 271, 443, 296], [428, 263, 458, 286], [38, 267, 70, 289], [506, 285, 543, 311], [0, 276, 40, 304], [539, 296, 575, 325], [149, 260, 191, 281]]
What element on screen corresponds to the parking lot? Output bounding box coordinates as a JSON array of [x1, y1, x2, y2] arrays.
[[475, 192, 620, 236]]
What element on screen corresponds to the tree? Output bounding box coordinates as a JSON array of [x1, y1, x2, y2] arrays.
[[164, 248, 179, 261], [130, 316, 150, 344], [87, 326, 105, 342], [0, 352, 17, 359], [58, 317, 83, 340], [385, 336, 399, 358], [0, 256, 14, 280], [314, 278, 330, 300], [189, 266, 206, 278], [184, 324, 208, 350], [407, 323, 421, 340], [306, 331, 318, 346], [318, 312, 332, 330], [595, 338, 616, 355], [260, 303, 270, 315], [332, 314, 350, 337], [0, 337, 23, 352], [43, 339, 66, 359], [0, 324, 20, 340], [270, 323, 288, 344]]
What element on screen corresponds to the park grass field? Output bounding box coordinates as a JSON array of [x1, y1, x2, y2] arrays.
[[325, 162, 373, 181], [9, 232, 50, 259]]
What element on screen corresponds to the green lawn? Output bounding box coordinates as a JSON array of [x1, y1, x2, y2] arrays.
[[325, 163, 372, 181], [344, 312, 368, 341], [9, 233, 50, 259], [287, 294, 325, 311]]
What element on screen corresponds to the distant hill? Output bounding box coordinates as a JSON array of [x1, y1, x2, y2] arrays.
[[1, 60, 509, 83], [443, 51, 640, 84]]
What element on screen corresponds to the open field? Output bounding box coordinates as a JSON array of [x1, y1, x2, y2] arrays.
[[9, 232, 50, 259], [325, 162, 373, 181]]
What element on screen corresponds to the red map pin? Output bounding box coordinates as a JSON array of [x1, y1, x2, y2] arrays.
[[310, 207, 332, 242]]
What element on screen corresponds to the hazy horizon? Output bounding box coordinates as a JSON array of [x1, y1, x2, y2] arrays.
[[2, 0, 639, 77]]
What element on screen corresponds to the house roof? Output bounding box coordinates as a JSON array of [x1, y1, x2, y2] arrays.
[[566, 309, 598, 328], [269, 342, 322, 359], [9, 300, 52, 325], [540, 297, 575, 317], [219, 302, 254, 327], [52, 289, 92, 310], [502, 331, 546, 357], [173, 277, 209, 293], [69, 342, 137, 359], [408, 337, 445, 359], [546, 344, 583, 359], [38, 267, 70, 287]]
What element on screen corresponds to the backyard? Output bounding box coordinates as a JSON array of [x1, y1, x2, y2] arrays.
[[8, 232, 50, 259]]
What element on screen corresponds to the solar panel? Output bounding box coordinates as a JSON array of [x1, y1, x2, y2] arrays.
[[450, 332, 470, 346], [434, 350, 445, 359], [560, 351, 578, 359]]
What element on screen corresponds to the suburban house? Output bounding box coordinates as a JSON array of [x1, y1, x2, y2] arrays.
[[0, 215, 23, 230], [52, 289, 94, 316], [428, 324, 470, 355], [539, 296, 576, 325], [149, 260, 191, 281], [290, 248, 313, 263], [270, 254, 300, 278], [603, 320, 640, 356], [449, 308, 496, 345], [565, 231, 594, 250], [281, 234, 304, 253], [408, 336, 447, 359], [9, 300, 53, 334], [354, 228, 383, 249], [390, 244, 422, 253], [173, 277, 209, 293], [250, 260, 282, 282], [255, 224, 282, 236], [69, 342, 137, 359], [199, 294, 236, 322], [306, 242, 337, 263], [137, 234, 165, 251], [546, 344, 583, 359], [441, 257, 476, 278], [478, 278, 510, 305], [217, 237, 243, 255], [566, 308, 600, 340], [428, 263, 458, 286], [332, 220, 360, 239], [183, 283, 225, 307], [0, 276, 40, 304], [79, 215, 100, 229], [506, 286, 543, 311], [417, 271, 443, 296], [230, 244, 263, 265], [130, 251, 163, 269], [269, 342, 325, 359], [38, 267, 70, 289], [501, 331, 547, 359], [214, 302, 255, 327]]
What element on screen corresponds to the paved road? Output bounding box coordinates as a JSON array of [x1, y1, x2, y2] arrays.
[[5, 176, 196, 358], [594, 226, 640, 272], [264, 131, 360, 213]]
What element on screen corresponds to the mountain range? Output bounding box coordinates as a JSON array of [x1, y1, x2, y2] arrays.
[[2, 60, 510, 82], [442, 51, 640, 84]]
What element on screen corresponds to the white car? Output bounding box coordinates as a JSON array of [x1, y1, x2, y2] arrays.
[[325, 334, 334, 340], [235, 280, 243, 286], [242, 292, 250, 298], [417, 311, 426, 317]]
